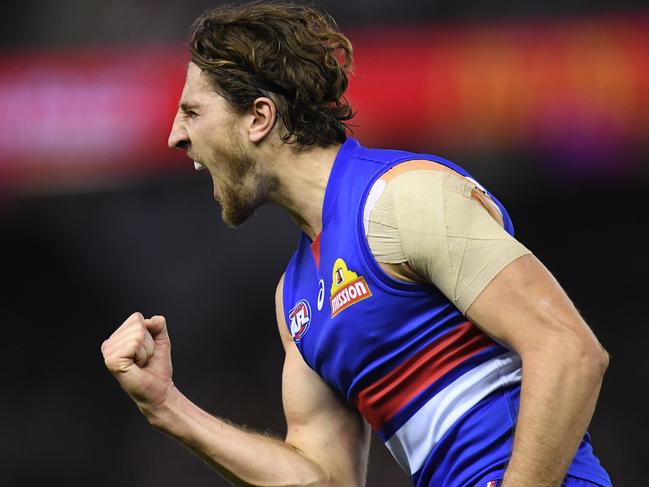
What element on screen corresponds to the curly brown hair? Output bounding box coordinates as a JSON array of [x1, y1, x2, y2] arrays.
[[189, 2, 354, 147]]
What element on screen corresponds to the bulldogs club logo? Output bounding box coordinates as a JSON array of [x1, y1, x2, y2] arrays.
[[330, 258, 372, 317], [289, 299, 312, 342]]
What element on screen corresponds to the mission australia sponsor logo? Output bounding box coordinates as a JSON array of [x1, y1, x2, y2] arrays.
[[289, 299, 312, 342], [330, 258, 372, 317]]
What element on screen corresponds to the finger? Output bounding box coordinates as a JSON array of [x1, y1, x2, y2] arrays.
[[105, 312, 146, 343], [133, 330, 155, 368], [103, 326, 154, 370], [102, 326, 148, 357], [145, 315, 167, 337], [127, 311, 144, 323], [142, 329, 155, 360], [105, 337, 141, 373], [120, 312, 145, 331], [134, 345, 148, 368]]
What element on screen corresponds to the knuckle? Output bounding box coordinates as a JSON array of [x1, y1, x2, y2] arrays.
[[126, 321, 144, 334], [104, 356, 115, 370], [126, 311, 144, 325], [134, 329, 146, 342], [102, 339, 115, 354]]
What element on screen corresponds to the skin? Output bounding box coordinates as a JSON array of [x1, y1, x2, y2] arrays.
[[102, 62, 609, 486]]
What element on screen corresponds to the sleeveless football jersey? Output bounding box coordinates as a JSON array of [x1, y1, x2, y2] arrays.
[[282, 138, 611, 487]]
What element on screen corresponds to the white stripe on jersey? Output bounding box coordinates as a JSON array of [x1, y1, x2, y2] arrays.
[[385, 351, 522, 474]]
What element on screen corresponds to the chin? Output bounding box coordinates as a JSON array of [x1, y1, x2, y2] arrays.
[[217, 180, 264, 228], [220, 201, 256, 229]]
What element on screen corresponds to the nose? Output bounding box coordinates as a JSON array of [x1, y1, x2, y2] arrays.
[[168, 114, 190, 150]]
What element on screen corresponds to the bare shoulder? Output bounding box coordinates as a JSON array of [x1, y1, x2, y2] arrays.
[[275, 272, 285, 309], [275, 273, 293, 349]]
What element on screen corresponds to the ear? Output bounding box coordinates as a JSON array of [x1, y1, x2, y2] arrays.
[[247, 96, 278, 143]]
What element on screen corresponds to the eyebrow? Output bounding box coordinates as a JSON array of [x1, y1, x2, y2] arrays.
[[179, 102, 200, 112]]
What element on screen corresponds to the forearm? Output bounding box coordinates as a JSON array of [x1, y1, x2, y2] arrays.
[[502, 344, 608, 487], [143, 386, 331, 487]]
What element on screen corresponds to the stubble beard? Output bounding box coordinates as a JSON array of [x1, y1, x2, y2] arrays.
[[218, 174, 259, 228], [216, 132, 270, 229]]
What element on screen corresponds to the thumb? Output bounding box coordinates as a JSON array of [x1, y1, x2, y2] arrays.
[[144, 315, 167, 338]]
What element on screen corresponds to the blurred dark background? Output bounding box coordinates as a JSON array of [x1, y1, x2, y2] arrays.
[[1, 1, 647, 486]]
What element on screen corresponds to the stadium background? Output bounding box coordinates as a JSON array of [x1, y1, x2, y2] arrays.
[[1, 1, 647, 485]]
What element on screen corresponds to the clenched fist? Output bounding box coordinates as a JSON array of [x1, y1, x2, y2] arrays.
[[102, 312, 174, 413]]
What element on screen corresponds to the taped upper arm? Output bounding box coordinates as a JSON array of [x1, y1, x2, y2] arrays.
[[367, 166, 530, 313], [275, 275, 370, 486]]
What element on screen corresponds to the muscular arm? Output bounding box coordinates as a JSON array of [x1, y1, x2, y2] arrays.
[[278, 277, 371, 486], [466, 254, 608, 487], [102, 275, 369, 487]]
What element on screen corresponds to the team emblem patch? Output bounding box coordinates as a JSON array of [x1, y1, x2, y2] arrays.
[[289, 299, 312, 342], [330, 258, 372, 317]]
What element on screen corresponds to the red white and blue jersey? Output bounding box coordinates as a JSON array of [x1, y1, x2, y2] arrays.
[[282, 138, 611, 487]]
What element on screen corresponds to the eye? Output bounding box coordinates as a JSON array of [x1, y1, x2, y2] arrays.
[[186, 110, 199, 119]]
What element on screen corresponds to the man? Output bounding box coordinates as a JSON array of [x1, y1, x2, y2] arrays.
[[101, 3, 612, 486]]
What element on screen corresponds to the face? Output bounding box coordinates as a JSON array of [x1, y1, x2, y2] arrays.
[[168, 63, 269, 227]]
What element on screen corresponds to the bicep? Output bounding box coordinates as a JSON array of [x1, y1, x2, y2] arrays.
[[276, 276, 370, 486], [465, 253, 605, 358], [282, 347, 370, 485]]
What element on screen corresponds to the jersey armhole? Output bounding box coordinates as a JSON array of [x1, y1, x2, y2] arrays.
[[357, 160, 444, 296], [281, 245, 302, 338]]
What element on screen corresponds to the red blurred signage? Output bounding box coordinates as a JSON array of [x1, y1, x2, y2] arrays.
[[0, 48, 188, 187], [1, 16, 648, 190]]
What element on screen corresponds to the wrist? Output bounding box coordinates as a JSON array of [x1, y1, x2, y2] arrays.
[[139, 383, 184, 431]]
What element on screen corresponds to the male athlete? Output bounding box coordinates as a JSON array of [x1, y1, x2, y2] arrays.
[[101, 3, 612, 486]]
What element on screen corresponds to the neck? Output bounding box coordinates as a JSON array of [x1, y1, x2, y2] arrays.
[[265, 141, 343, 241]]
